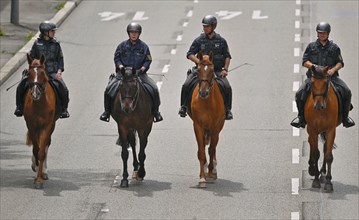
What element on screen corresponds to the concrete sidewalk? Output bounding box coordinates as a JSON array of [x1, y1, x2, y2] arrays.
[[0, 0, 81, 85]]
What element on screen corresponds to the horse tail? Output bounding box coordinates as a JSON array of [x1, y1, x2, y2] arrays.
[[205, 130, 210, 146], [26, 130, 32, 146], [319, 133, 337, 149]]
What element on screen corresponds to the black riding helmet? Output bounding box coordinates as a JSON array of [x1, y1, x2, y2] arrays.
[[202, 15, 217, 29], [316, 22, 331, 33], [39, 21, 57, 34], [127, 23, 142, 35]]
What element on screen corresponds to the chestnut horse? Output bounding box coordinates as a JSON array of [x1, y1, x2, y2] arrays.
[[304, 65, 340, 192], [111, 67, 153, 187], [23, 54, 59, 189], [187, 51, 225, 188]]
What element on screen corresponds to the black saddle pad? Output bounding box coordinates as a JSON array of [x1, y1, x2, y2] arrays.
[[48, 80, 63, 114]]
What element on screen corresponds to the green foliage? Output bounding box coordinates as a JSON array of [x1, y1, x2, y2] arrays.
[[0, 27, 5, 36], [55, 1, 67, 11], [27, 32, 34, 41]]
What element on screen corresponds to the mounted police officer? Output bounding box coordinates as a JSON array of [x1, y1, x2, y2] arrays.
[[99, 22, 163, 123], [291, 22, 355, 128], [14, 21, 70, 118], [178, 15, 233, 120]]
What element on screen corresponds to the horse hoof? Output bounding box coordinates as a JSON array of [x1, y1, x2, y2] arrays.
[[132, 171, 138, 179], [34, 181, 43, 189], [312, 179, 321, 188], [205, 173, 217, 183], [198, 182, 207, 188], [120, 179, 129, 188], [324, 183, 333, 193], [42, 173, 48, 180]]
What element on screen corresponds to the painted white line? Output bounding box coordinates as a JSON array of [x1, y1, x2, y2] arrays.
[[176, 35, 183, 41], [293, 127, 300, 136], [294, 64, 300, 73], [170, 48, 177, 55], [296, 0, 301, 5], [194, 0, 199, 3], [295, 20, 300, 29], [183, 22, 189, 27], [187, 10, 193, 17], [295, 9, 301, 16], [157, 81, 163, 91], [252, 10, 268, 19], [292, 178, 299, 194], [162, 64, 170, 73], [132, 11, 148, 21], [294, 48, 300, 57], [294, 33, 301, 42], [291, 212, 300, 220], [293, 81, 299, 91], [292, 149, 300, 164], [292, 101, 298, 112]]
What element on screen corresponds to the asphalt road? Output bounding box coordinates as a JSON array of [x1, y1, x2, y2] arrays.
[[1, 1, 358, 219]]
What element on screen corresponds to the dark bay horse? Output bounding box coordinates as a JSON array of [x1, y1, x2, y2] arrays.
[[304, 65, 340, 192], [23, 54, 59, 189], [111, 67, 154, 187], [187, 51, 225, 188]]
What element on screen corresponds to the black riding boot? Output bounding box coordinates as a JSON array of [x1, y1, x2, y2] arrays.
[[153, 89, 163, 123], [342, 98, 355, 128], [225, 88, 233, 120], [290, 99, 306, 128], [178, 85, 188, 117], [14, 78, 27, 117], [59, 89, 70, 119], [100, 93, 111, 122]]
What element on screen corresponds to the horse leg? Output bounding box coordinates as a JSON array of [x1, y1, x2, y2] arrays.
[[120, 140, 130, 187], [34, 131, 50, 189], [323, 129, 335, 193], [128, 131, 139, 180], [206, 133, 219, 182], [194, 123, 206, 188], [307, 128, 321, 188], [137, 132, 148, 181], [42, 145, 49, 180], [319, 133, 327, 183]]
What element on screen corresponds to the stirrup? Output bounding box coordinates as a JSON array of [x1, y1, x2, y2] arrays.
[[290, 117, 305, 128], [178, 106, 187, 118], [343, 117, 355, 128], [59, 110, 70, 119], [99, 111, 110, 122], [154, 112, 163, 122], [225, 110, 233, 120], [14, 108, 23, 117]]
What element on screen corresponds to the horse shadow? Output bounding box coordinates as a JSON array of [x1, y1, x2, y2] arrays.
[[307, 179, 359, 199], [190, 178, 248, 197], [0, 168, 118, 197], [112, 178, 172, 197]]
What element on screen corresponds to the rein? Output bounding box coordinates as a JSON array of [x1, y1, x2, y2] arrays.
[[311, 73, 330, 99], [29, 65, 47, 94]]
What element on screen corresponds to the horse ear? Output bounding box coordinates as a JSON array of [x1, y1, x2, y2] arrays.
[[40, 54, 46, 65], [120, 67, 125, 75], [197, 51, 203, 61], [132, 67, 137, 75], [27, 53, 33, 65], [323, 66, 329, 73], [208, 51, 213, 62]]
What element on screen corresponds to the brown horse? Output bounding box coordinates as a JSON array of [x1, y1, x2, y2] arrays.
[[23, 53, 59, 189], [304, 65, 340, 192], [111, 67, 154, 187], [187, 51, 225, 188]]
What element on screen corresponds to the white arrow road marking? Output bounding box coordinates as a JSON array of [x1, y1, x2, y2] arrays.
[[215, 11, 242, 20], [252, 10, 268, 19], [98, 12, 125, 21], [133, 11, 149, 21]]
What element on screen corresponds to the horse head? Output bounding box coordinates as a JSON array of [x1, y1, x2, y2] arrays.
[[119, 67, 140, 113], [310, 65, 330, 110], [197, 51, 215, 99], [27, 53, 48, 101]]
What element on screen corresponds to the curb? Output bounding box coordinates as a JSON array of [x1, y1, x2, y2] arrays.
[[0, 1, 80, 86]]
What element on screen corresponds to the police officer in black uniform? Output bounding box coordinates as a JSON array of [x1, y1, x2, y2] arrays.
[[291, 22, 355, 128], [178, 15, 233, 120], [99, 23, 163, 123], [14, 21, 70, 118]]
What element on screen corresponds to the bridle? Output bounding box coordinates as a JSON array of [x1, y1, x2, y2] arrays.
[[311, 70, 330, 99], [119, 76, 140, 112], [198, 63, 215, 95], [28, 64, 46, 96]]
